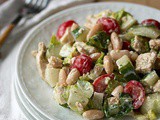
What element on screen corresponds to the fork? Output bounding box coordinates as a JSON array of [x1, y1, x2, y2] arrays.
[[0, 0, 50, 48]]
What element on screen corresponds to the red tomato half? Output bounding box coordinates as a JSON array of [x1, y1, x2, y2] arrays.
[[56, 20, 76, 39], [97, 17, 120, 34], [122, 41, 131, 50], [124, 80, 145, 109], [71, 54, 92, 75], [93, 74, 114, 93], [141, 19, 160, 29]]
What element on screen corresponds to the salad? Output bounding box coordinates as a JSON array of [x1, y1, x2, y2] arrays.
[[32, 9, 160, 120]]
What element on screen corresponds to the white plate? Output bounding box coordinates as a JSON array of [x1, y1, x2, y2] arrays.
[[14, 79, 36, 120], [16, 2, 160, 120], [14, 78, 50, 120]]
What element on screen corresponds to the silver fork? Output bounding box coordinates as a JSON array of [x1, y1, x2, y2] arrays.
[[0, 0, 50, 48]]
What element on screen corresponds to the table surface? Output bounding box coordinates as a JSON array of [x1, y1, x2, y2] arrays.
[[100, 0, 160, 9]]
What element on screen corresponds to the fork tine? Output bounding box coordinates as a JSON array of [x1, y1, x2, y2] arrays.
[[31, 0, 38, 7], [40, 0, 49, 10], [25, 0, 32, 6], [31, 0, 40, 12], [25, 0, 49, 12], [35, 0, 43, 10]]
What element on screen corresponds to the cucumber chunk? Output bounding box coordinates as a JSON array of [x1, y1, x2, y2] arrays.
[[67, 80, 93, 113], [141, 70, 159, 87], [148, 110, 157, 120], [76, 80, 94, 98], [72, 27, 89, 42], [116, 55, 139, 81], [120, 26, 160, 40], [46, 35, 62, 58], [89, 92, 104, 110], [134, 114, 149, 120], [53, 84, 69, 105], [59, 43, 73, 57], [140, 93, 160, 114], [128, 26, 160, 39], [67, 85, 89, 113], [121, 14, 137, 31], [119, 32, 134, 41], [45, 64, 60, 87], [87, 31, 110, 51]]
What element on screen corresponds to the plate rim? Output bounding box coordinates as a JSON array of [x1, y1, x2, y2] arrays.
[[16, 2, 160, 120], [15, 78, 50, 120], [14, 79, 35, 120]]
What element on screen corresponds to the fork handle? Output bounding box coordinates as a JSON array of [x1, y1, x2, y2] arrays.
[[0, 14, 22, 48], [0, 24, 15, 48]]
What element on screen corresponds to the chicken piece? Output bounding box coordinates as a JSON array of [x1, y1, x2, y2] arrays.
[[153, 80, 160, 93], [35, 42, 61, 87], [36, 42, 48, 80], [31, 50, 38, 57], [136, 52, 157, 74], [131, 36, 149, 53], [149, 39, 160, 51], [48, 56, 63, 68]]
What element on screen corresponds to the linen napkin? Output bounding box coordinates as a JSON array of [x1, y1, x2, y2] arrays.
[[0, 0, 94, 120]]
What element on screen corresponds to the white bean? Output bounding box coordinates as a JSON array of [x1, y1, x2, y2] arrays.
[[103, 55, 114, 74], [58, 69, 67, 85], [90, 53, 101, 62], [71, 23, 79, 31], [110, 50, 131, 60], [108, 42, 113, 52], [66, 68, 80, 85], [111, 32, 122, 50], [87, 23, 103, 41], [111, 85, 124, 98], [82, 110, 104, 120], [130, 51, 138, 61]]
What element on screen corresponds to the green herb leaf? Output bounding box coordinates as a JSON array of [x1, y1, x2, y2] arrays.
[[96, 52, 105, 65], [87, 31, 110, 51], [50, 35, 60, 45], [103, 93, 133, 118]]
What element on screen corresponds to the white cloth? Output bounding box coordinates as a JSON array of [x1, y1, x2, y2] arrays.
[[0, 0, 94, 120]]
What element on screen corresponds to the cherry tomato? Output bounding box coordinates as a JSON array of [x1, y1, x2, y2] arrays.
[[93, 74, 114, 93], [56, 20, 76, 39], [97, 17, 120, 34], [71, 54, 92, 75], [124, 80, 145, 109], [122, 41, 131, 50], [141, 19, 160, 29]]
